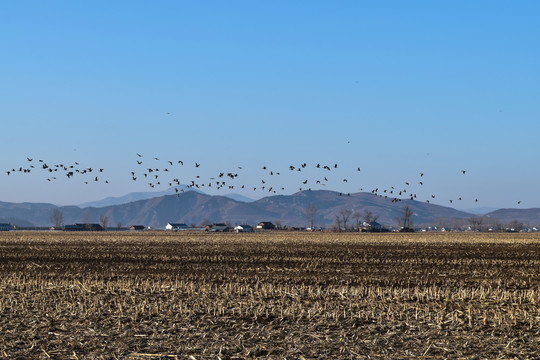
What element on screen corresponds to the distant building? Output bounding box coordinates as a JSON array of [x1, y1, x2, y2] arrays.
[[0, 223, 11, 231], [207, 223, 229, 232], [129, 225, 146, 231], [166, 223, 189, 231], [234, 224, 253, 233], [256, 222, 275, 230], [362, 221, 383, 232]]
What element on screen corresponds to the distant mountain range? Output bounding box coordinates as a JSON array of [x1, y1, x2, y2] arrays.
[[458, 206, 499, 215], [77, 186, 255, 208], [483, 208, 540, 225], [1, 190, 539, 229]]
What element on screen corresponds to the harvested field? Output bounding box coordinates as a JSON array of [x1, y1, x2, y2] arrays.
[[0, 232, 539, 359]]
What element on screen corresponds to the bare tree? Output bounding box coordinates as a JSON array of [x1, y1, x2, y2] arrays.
[[469, 217, 483, 231], [508, 219, 523, 232], [352, 211, 362, 231], [363, 210, 373, 224], [99, 214, 108, 230], [50, 208, 63, 229], [434, 216, 447, 230], [305, 203, 317, 228], [363, 209, 379, 226], [339, 209, 352, 231], [334, 215, 342, 232], [399, 205, 413, 231], [493, 220, 504, 232], [274, 219, 282, 230], [117, 222, 122, 229]]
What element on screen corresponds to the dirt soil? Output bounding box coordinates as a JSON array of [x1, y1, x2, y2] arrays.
[[0, 231, 538, 359]]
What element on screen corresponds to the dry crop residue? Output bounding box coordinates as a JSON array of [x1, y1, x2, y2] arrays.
[[0, 232, 539, 359]]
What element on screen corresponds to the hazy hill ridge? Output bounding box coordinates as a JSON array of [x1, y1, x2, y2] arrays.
[[0, 190, 538, 228], [77, 187, 254, 208], [483, 208, 540, 225]]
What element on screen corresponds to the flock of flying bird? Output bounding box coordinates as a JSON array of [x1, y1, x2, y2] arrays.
[[4, 154, 523, 206], [5, 158, 108, 184]]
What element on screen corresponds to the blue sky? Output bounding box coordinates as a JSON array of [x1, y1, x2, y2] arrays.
[[1, 1, 539, 209]]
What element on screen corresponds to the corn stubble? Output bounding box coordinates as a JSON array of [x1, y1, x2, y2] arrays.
[[0, 232, 538, 359]]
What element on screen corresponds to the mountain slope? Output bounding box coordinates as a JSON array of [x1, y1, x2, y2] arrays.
[[77, 186, 200, 208], [2, 191, 538, 229], [253, 190, 473, 227], [484, 208, 540, 225], [77, 188, 254, 208]]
